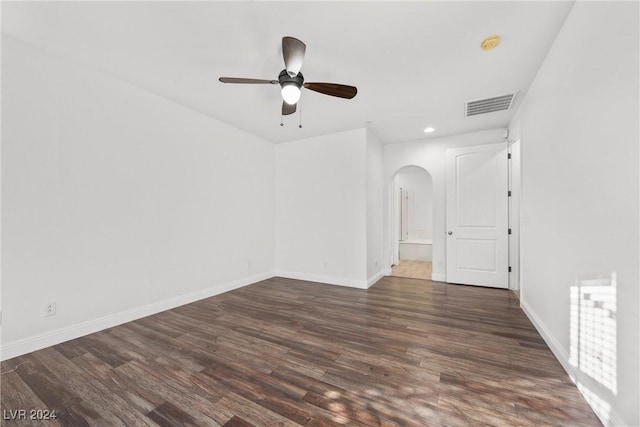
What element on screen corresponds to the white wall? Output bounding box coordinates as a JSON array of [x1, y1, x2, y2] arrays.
[[1, 36, 276, 359], [383, 129, 506, 281], [275, 129, 368, 287], [510, 2, 639, 425], [275, 127, 386, 288], [366, 129, 385, 283], [397, 166, 433, 241]]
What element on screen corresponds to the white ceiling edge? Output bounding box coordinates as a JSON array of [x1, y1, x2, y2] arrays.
[[1, 1, 576, 145]]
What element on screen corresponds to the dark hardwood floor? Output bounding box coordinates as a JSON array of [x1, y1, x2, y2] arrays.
[[1, 276, 601, 426]]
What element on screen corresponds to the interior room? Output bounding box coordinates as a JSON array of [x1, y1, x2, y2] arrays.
[[392, 166, 434, 280], [1, 1, 638, 426]]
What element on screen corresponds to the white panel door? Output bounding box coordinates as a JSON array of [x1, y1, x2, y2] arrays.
[[446, 142, 508, 288]]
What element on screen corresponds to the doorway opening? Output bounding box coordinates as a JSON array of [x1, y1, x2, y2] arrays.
[[391, 166, 433, 280]]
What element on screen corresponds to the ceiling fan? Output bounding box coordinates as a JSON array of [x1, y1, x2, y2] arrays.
[[219, 37, 357, 117]]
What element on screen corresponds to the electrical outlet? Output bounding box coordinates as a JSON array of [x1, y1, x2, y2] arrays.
[[44, 301, 56, 317], [247, 260, 251, 270], [324, 261, 328, 268]]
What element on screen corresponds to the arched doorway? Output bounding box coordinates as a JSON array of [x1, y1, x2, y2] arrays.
[[391, 166, 433, 280]]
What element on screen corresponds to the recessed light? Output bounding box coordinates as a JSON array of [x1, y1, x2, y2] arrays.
[[424, 127, 435, 133]]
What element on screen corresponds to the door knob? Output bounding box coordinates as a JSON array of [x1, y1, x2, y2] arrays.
[[448, 231, 453, 235]]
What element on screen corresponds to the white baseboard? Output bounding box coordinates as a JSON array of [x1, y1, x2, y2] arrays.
[[520, 298, 570, 364], [431, 273, 446, 282], [275, 270, 368, 289], [520, 298, 626, 427], [1, 271, 275, 361], [366, 269, 388, 288]]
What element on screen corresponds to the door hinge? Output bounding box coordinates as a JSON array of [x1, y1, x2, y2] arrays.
[[509, 266, 512, 272], [508, 153, 512, 159], [508, 228, 512, 235], [508, 190, 512, 197]]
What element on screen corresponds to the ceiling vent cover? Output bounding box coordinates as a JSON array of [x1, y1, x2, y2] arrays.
[[465, 92, 517, 117]]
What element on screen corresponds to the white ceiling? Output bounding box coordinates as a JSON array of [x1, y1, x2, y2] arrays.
[[2, 1, 574, 144]]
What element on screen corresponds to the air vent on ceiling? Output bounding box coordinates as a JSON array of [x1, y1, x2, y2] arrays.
[[465, 92, 517, 117]]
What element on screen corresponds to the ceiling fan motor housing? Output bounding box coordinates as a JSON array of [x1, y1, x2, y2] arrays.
[[278, 69, 304, 89]]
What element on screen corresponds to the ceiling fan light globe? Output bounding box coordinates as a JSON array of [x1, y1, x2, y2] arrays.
[[281, 84, 301, 105]]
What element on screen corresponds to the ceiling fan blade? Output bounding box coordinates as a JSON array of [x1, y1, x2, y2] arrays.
[[282, 37, 306, 77], [219, 77, 278, 84], [303, 82, 357, 99], [282, 101, 297, 116]]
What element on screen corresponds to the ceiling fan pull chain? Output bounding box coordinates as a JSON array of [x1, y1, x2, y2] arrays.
[[280, 113, 284, 127], [299, 101, 302, 128]]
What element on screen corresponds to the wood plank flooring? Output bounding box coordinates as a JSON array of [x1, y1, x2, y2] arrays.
[[1, 276, 602, 426]]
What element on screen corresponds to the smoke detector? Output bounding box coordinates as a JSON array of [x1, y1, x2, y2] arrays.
[[481, 35, 501, 51]]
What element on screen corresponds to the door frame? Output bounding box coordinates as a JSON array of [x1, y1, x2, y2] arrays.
[[508, 139, 521, 291], [389, 165, 434, 271]]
